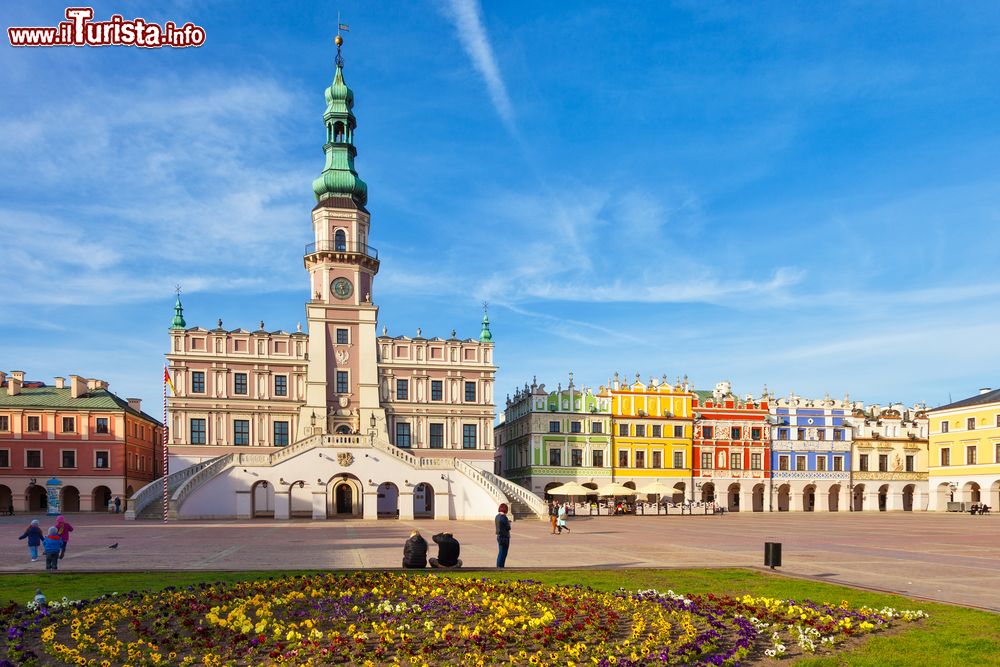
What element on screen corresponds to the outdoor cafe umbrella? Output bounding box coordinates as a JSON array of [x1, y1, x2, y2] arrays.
[[547, 482, 594, 497], [635, 481, 684, 497], [595, 482, 638, 497]]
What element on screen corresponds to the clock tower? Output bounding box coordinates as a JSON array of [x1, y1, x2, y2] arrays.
[[299, 35, 383, 440]]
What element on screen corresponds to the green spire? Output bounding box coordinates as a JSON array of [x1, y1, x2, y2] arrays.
[[170, 296, 186, 330], [479, 304, 493, 343], [312, 36, 368, 206]]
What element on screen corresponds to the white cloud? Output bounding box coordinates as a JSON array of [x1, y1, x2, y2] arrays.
[[440, 0, 515, 132]]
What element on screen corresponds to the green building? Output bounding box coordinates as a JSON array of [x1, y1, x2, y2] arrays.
[[494, 375, 612, 497]]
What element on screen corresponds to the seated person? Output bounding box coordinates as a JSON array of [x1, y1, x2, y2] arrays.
[[402, 530, 428, 568], [429, 532, 462, 568]]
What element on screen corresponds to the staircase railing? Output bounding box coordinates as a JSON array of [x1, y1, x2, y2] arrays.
[[125, 457, 222, 519], [481, 470, 547, 518], [453, 459, 510, 515], [170, 453, 237, 515]]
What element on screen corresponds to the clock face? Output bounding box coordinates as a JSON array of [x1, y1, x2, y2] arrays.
[[331, 277, 353, 300]]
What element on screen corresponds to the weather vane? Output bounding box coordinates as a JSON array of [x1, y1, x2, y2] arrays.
[[482, 301, 489, 314], [174, 284, 182, 297], [335, 13, 350, 67]]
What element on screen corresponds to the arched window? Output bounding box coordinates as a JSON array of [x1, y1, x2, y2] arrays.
[[333, 122, 345, 143], [334, 229, 347, 251]]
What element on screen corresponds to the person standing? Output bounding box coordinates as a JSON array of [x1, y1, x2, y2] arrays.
[[114, 496, 122, 513], [42, 527, 62, 571], [402, 530, 428, 568], [54, 516, 73, 559], [18, 519, 43, 562], [495, 503, 511, 568], [557, 502, 571, 534], [548, 500, 559, 534]]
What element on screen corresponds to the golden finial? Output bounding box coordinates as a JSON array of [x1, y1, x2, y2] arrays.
[[335, 34, 343, 47]]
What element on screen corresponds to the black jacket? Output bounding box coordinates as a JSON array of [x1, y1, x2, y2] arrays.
[[495, 513, 511, 539], [402, 534, 428, 568], [432, 533, 460, 566]]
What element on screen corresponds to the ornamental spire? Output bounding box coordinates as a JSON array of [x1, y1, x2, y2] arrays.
[[312, 26, 368, 206], [479, 302, 493, 342], [170, 288, 186, 330]]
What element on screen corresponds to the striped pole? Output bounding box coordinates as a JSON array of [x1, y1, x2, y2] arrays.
[[162, 366, 169, 523]]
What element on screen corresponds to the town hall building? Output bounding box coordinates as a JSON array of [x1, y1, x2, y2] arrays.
[[127, 37, 545, 522]]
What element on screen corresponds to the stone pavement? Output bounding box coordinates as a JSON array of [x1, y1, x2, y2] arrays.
[[1, 511, 997, 612]]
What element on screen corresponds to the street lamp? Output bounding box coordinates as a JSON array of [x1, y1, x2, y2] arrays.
[[368, 413, 378, 446], [948, 482, 957, 502]]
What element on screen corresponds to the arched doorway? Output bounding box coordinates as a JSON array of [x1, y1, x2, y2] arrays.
[[936, 482, 952, 510], [878, 484, 889, 511], [991, 480, 1000, 509], [828, 484, 841, 512], [251, 480, 274, 518], [61, 486, 80, 512], [92, 485, 112, 513], [776, 484, 790, 511], [336, 425, 351, 434], [543, 482, 562, 501], [289, 481, 311, 518], [27, 485, 47, 512], [0, 484, 12, 513], [964, 481, 981, 503], [700, 482, 715, 504], [902, 484, 915, 511], [852, 484, 865, 511], [671, 482, 686, 505], [377, 482, 399, 518], [802, 484, 816, 512], [727, 483, 740, 512], [329, 475, 362, 517], [414, 482, 434, 518], [752, 483, 765, 512]]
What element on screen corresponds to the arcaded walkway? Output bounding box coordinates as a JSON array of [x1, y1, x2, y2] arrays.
[[2, 512, 997, 612]]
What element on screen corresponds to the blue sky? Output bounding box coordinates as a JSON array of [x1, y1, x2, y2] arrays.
[[2, 1, 999, 413]]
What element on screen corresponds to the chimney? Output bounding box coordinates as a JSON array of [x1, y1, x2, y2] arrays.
[[69, 375, 85, 399], [86, 378, 97, 391], [127, 398, 142, 413], [980, 387, 992, 395], [11, 370, 25, 383], [54, 377, 66, 389], [0, 371, 6, 387], [6, 375, 21, 396]]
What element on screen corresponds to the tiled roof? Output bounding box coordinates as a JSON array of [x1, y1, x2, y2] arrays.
[[930, 387, 1000, 412], [0, 386, 162, 425]]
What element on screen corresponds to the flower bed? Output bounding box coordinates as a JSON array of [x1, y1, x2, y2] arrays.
[[1, 572, 926, 666]]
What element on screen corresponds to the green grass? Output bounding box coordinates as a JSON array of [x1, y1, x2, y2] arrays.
[[2, 568, 996, 665]]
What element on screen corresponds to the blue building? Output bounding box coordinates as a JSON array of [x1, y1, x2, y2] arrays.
[[770, 394, 852, 511]]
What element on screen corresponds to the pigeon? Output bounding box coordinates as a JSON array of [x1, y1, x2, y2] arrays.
[[108, 543, 118, 549]]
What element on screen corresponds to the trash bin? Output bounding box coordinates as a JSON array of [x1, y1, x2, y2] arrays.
[[764, 542, 782, 569]]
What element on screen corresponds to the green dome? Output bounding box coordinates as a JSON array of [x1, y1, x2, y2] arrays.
[[313, 62, 367, 205]]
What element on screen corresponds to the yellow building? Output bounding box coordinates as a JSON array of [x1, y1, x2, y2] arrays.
[[610, 374, 693, 501], [927, 387, 1000, 511]]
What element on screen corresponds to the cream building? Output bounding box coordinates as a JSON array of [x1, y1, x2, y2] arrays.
[[846, 403, 928, 511]]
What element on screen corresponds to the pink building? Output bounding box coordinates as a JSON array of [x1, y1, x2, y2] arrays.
[[0, 371, 162, 513]]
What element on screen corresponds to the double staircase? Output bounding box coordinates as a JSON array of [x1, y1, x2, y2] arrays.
[[127, 435, 547, 521]]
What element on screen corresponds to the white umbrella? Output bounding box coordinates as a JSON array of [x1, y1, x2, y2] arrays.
[[595, 482, 638, 496], [635, 481, 683, 496], [547, 482, 594, 496]]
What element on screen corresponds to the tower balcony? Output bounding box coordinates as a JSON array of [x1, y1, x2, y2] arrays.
[[304, 241, 380, 270]]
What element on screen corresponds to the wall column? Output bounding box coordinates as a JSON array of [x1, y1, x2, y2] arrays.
[[399, 491, 414, 519], [273, 491, 290, 520], [235, 490, 251, 519], [363, 491, 378, 519], [311, 491, 328, 519]]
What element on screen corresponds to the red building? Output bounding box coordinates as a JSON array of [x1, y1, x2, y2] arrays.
[[692, 381, 771, 512], [0, 371, 162, 513]]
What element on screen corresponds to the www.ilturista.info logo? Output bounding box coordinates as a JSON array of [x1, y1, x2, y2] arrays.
[[8, 7, 206, 48]]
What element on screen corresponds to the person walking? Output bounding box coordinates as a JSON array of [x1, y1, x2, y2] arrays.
[[402, 530, 428, 568], [114, 496, 121, 513], [18, 519, 43, 562], [548, 500, 559, 534], [42, 527, 62, 571], [495, 503, 511, 568], [54, 516, 73, 559], [557, 502, 571, 534]]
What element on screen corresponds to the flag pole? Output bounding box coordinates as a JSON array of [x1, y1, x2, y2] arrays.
[[162, 365, 169, 523]]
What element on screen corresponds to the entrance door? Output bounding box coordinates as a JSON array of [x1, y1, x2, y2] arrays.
[[335, 484, 353, 514]]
